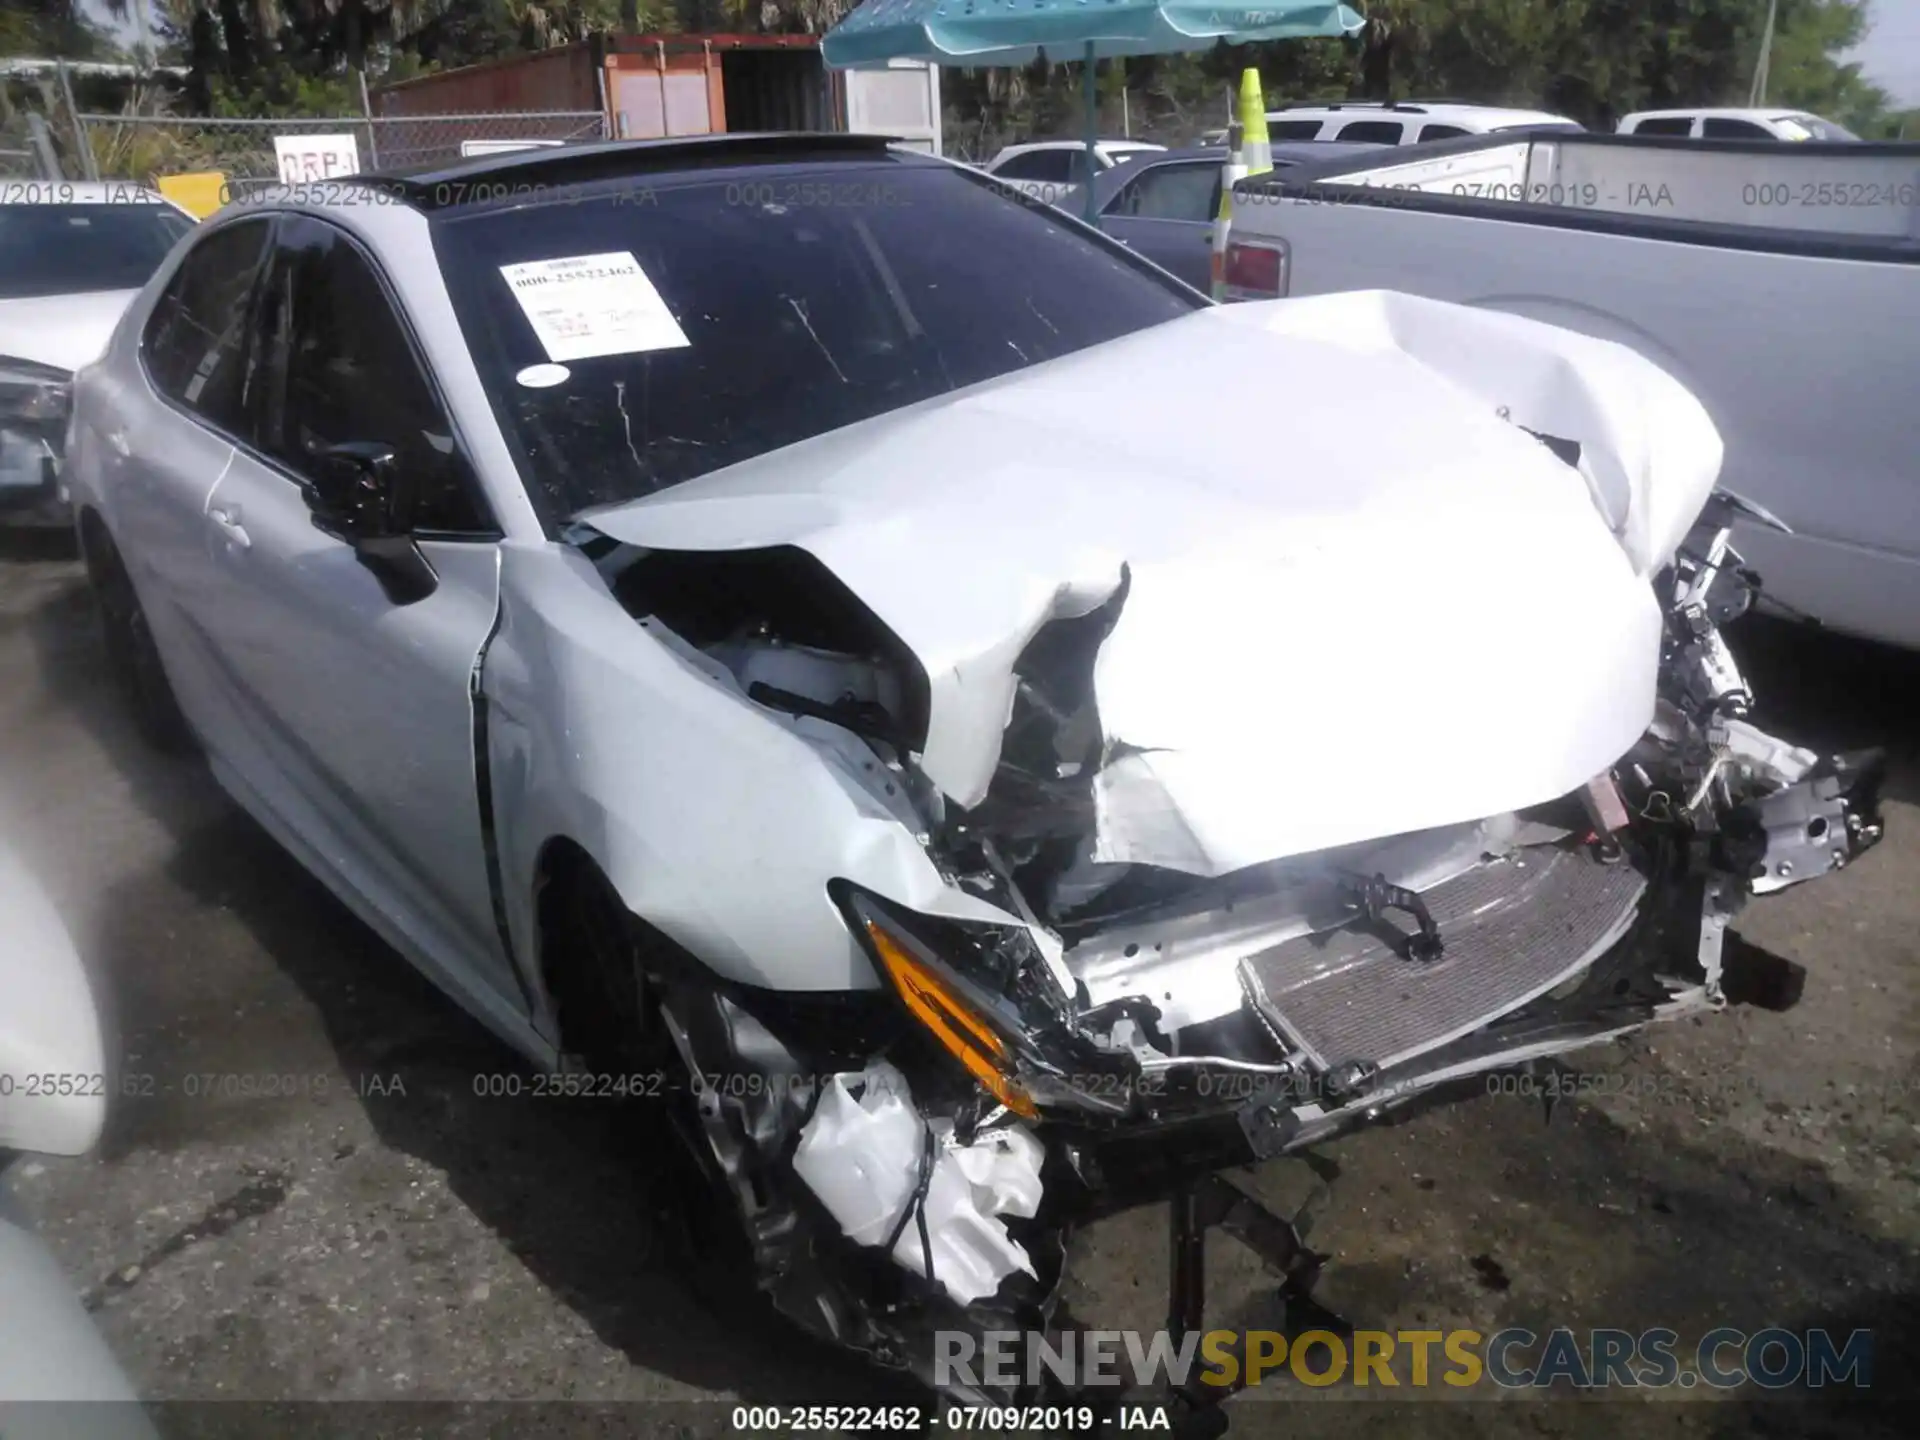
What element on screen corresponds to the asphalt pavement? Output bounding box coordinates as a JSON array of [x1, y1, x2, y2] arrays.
[[2, 532, 1915, 1440]]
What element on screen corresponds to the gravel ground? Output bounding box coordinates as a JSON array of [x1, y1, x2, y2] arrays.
[[2, 532, 1915, 1440]]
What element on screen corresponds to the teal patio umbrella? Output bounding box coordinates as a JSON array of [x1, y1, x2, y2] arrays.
[[820, 0, 1367, 223]]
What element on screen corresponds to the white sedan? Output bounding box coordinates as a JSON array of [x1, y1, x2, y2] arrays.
[[981, 138, 1165, 201], [63, 135, 1881, 1409], [0, 181, 194, 526]]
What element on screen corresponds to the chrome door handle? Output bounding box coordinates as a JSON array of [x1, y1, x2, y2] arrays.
[[208, 503, 250, 549]]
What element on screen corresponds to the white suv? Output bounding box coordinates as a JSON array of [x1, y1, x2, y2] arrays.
[[1204, 101, 1582, 147], [1616, 108, 1860, 141]]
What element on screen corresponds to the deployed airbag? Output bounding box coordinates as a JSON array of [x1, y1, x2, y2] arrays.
[[791, 1063, 1043, 1305]]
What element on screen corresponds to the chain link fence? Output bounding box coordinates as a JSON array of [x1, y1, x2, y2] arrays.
[[64, 110, 607, 193], [0, 118, 42, 178], [1, 80, 71, 180]]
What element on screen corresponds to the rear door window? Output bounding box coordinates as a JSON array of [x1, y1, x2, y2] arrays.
[[141, 216, 273, 435], [1702, 118, 1774, 139], [1418, 124, 1470, 141], [1111, 162, 1221, 222], [994, 150, 1074, 182], [1631, 117, 1695, 137], [1336, 120, 1406, 143], [1269, 120, 1325, 140]]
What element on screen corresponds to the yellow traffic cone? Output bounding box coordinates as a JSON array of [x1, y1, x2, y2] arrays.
[[1240, 68, 1271, 177], [1209, 116, 1247, 302]]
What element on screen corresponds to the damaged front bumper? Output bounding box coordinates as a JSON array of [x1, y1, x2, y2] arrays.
[[649, 494, 1885, 1413]]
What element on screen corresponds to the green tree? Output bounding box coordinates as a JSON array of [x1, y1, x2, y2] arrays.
[[108, 0, 1907, 143], [0, 1, 128, 58]]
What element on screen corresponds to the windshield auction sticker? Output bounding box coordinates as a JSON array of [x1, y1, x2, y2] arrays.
[[498, 251, 690, 362]]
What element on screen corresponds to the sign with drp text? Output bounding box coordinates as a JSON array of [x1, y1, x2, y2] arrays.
[[273, 133, 361, 184]]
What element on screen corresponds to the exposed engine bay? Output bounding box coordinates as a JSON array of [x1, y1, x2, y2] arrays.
[[574, 486, 1885, 1418]]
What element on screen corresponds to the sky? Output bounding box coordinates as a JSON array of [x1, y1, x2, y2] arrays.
[[1846, 0, 1920, 103], [80, 0, 1920, 104]]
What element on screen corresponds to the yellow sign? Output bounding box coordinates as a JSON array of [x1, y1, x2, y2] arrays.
[[155, 171, 226, 219]]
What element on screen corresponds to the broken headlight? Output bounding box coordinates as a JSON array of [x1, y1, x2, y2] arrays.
[[0, 357, 71, 499], [829, 881, 1143, 1121], [0, 356, 72, 437]]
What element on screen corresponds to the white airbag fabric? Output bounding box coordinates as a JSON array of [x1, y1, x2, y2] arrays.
[[791, 1062, 1043, 1305]]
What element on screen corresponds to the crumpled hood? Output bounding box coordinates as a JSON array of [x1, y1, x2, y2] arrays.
[[585, 290, 1723, 873], [0, 289, 141, 374]]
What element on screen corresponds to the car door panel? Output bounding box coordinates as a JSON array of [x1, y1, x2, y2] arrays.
[[1124, 217, 1215, 291], [198, 467, 510, 989], [191, 214, 519, 1011], [106, 217, 273, 753], [1103, 162, 1222, 291]]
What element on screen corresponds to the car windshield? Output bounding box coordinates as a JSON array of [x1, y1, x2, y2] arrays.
[[0, 202, 194, 300], [435, 157, 1199, 520]]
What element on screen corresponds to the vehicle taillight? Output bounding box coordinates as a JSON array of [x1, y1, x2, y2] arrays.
[[1223, 239, 1289, 300]]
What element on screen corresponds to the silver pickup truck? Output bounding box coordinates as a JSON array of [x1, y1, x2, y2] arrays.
[[1222, 131, 1920, 651]]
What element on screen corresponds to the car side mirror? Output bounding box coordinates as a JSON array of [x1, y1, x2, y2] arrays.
[[306, 441, 403, 538], [305, 442, 438, 606]]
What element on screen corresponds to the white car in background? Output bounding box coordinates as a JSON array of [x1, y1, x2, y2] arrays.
[[1204, 100, 1583, 147], [982, 139, 1165, 200], [1616, 108, 1860, 140], [0, 182, 194, 527], [1, 840, 157, 1438]]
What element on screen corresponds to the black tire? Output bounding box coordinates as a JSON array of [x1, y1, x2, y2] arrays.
[[87, 529, 196, 756], [542, 860, 760, 1295]]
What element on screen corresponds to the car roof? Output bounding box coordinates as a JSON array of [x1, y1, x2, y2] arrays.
[[1267, 101, 1576, 127], [1621, 107, 1815, 122], [991, 139, 1165, 159], [304, 132, 939, 214], [0, 180, 173, 206]]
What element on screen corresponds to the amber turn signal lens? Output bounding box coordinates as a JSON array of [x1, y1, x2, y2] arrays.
[[866, 921, 1039, 1120]]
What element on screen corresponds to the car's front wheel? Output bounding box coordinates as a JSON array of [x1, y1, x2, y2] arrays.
[[83, 519, 195, 756], [540, 858, 759, 1298]]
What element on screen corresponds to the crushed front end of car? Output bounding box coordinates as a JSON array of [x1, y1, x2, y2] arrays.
[[570, 293, 1884, 1423]]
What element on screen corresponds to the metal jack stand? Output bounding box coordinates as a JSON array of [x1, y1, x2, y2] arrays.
[[1160, 1168, 1343, 1437]]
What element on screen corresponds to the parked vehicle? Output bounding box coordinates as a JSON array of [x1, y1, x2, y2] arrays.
[[66, 134, 1881, 1418], [1223, 129, 1920, 651], [1617, 107, 1859, 141], [1202, 100, 1582, 147], [1063, 142, 1382, 290], [1, 183, 194, 528], [0, 840, 158, 1437], [981, 139, 1166, 200]]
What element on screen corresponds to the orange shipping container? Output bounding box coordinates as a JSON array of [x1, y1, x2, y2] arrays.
[[371, 33, 941, 156]]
